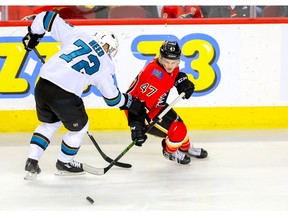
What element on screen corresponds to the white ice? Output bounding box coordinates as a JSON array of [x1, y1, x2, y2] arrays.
[[1, 129, 288, 216]]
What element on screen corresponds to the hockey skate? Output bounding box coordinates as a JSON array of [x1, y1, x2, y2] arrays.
[[24, 158, 41, 180], [55, 160, 85, 176], [162, 149, 191, 165], [179, 146, 208, 159]]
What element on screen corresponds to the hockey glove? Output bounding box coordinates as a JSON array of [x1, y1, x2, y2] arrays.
[[175, 72, 195, 99], [130, 122, 147, 147], [22, 26, 45, 51], [120, 93, 145, 115]]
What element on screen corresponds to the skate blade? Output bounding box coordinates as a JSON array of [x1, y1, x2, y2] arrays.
[[54, 170, 86, 176], [24, 171, 38, 180]]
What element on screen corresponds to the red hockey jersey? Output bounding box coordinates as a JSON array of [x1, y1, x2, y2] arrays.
[[127, 58, 179, 119]]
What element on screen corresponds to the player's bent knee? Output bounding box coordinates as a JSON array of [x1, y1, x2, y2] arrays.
[[35, 121, 62, 139], [78, 121, 89, 134], [63, 122, 89, 148], [167, 121, 187, 143]]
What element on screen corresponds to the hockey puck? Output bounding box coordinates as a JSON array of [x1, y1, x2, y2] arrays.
[[86, 196, 94, 204]]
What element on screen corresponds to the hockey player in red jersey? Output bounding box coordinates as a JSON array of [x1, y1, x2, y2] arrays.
[[126, 41, 208, 164]]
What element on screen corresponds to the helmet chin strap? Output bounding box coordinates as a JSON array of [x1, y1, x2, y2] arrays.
[[108, 48, 118, 57]]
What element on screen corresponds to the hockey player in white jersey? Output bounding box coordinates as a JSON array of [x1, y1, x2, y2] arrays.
[[22, 11, 145, 180]]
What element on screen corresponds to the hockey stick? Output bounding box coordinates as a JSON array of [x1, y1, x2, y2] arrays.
[[87, 131, 132, 168], [33, 48, 45, 64], [33, 48, 130, 168], [83, 92, 185, 175]]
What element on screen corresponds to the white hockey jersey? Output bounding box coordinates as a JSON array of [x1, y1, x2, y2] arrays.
[[30, 11, 125, 107]]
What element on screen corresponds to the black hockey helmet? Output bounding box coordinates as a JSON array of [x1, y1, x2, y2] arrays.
[[160, 41, 181, 60]]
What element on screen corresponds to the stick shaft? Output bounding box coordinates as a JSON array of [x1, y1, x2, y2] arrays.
[[102, 92, 185, 174], [33, 48, 45, 64], [145, 92, 185, 133], [87, 131, 132, 168]]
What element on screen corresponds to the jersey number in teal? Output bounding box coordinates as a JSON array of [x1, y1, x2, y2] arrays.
[[59, 39, 100, 75]]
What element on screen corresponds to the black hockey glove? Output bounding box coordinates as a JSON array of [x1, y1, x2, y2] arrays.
[[120, 93, 145, 115], [130, 122, 147, 147], [175, 72, 195, 99], [22, 26, 45, 51]]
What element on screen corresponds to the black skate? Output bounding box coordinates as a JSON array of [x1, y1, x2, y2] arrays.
[[24, 158, 41, 180], [162, 149, 191, 165], [180, 147, 208, 159], [55, 160, 85, 176]]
